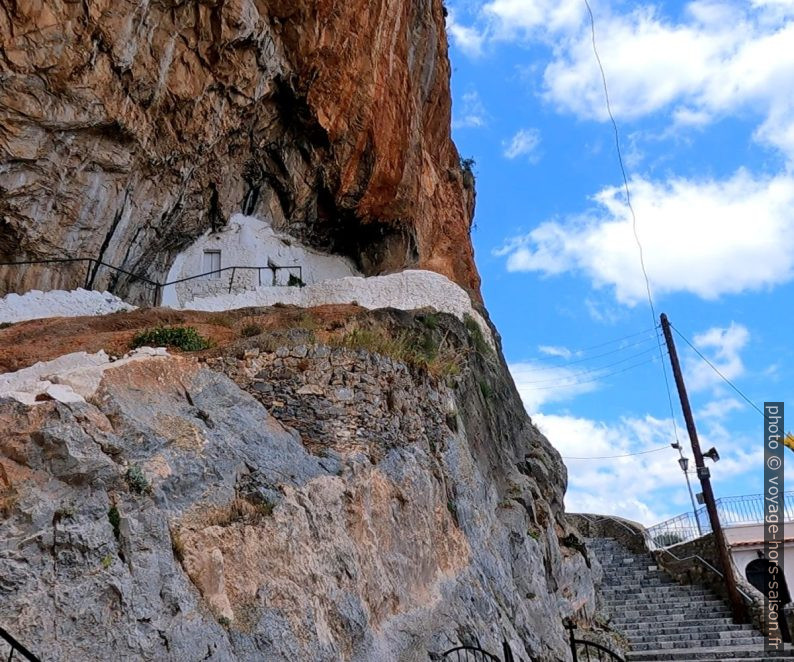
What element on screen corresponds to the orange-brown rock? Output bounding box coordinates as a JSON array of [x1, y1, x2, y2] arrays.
[[0, 0, 480, 302]]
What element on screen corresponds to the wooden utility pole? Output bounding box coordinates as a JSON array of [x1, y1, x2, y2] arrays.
[[660, 313, 745, 623]]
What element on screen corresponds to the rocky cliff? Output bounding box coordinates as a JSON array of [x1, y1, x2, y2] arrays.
[[0, 308, 596, 660], [0, 0, 479, 300]]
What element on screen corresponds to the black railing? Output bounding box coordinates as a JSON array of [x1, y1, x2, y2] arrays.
[[437, 640, 516, 661], [0, 626, 40, 662], [647, 491, 794, 548], [0, 258, 304, 307], [565, 623, 625, 662]]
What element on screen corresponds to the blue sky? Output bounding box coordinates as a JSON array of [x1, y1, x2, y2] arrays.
[[445, 0, 794, 524]]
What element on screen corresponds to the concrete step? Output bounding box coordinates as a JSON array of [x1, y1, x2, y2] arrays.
[[626, 645, 794, 660], [615, 620, 752, 635], [587, 535, 778, 660]]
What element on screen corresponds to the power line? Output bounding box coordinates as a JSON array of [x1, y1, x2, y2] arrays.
[[520, 345, 660, 384], [670, 323, 765, 416], [533, 333, 658, 368], [557, 326, 657, 353], [562, 445, 669, 460], [527, 356, 657, 390], [583, 0, 681, 446]]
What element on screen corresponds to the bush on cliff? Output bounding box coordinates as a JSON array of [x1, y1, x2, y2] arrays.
[[131, 326, 211, 351]]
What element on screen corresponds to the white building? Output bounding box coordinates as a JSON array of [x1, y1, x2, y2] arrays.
[[161, 214, 359, 307]]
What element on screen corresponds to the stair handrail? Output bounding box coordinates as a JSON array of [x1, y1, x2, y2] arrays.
[[573, 512, 754, 604], [0, 626, 41, 662]]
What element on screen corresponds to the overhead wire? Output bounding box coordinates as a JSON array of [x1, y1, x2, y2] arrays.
[[670, 323, 765, 416], [520, 345, 660, 384], [527, 355, 657, 390], [532, 332, 658, 368], [583, 0, 682, 445], [549, 326, 657, 353], [562, 445, 669, 460]]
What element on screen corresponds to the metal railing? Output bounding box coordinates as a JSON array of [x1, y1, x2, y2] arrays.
[[0, 258, 304, 307], [565, 622, 625, 662], [574, 513, 754, 605], [646, 492, 794, 549], [437, 641, 517, 662], [0, 626, 40, 662]]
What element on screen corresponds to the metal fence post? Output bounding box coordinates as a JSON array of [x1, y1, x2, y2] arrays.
[[83, 259, 94, 289], [565, 621, 578, 662]]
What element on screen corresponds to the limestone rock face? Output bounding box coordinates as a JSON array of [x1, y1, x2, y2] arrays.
[[0, 312, 594, 661], [0, 0, 479, 301]]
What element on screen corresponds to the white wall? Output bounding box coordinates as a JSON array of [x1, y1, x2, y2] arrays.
[[161, 214, 359, 306], [727, 523, 794, 598], [181, 269, 495, 348]]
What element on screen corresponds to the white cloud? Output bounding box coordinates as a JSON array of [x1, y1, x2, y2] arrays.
[[509, 361, 601, 412], [452, 0, 794, 160], [534, 411, 762, 524], [453, 89, 488, 129], [685, 322, 750, 391], [447, 9, 486, 57], [503, 128, 541, 160], [699, 397, 744, 419], [538, 344, 576, 359], [496, 170, 794, 303], [540, 9, 794, 158], [483, 0, 585, 38]]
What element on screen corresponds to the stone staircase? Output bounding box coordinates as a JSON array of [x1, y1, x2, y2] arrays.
[[587, 536, 794, 661]]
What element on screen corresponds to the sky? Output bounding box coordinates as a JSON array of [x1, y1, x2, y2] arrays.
[[445, 0, 794, 525]]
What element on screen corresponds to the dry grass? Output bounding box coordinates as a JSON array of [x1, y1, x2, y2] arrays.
[[202, 497, 274, 528], [327, 326, 463, 378], [0, 464, 17, 517]]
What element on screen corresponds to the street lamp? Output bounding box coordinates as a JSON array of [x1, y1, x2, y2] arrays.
[[673, 445, 702, 536]]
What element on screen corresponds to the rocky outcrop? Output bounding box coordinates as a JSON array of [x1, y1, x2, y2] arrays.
[[0, 310, 594, 660], [0, 0, 479, 302]]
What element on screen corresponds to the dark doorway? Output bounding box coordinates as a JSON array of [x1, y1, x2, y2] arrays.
[[746, 558, 791, 642]]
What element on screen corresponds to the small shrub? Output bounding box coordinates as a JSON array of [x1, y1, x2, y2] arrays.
[[218, 615, 232, 628], [171, 531, 185, 562], [460, 156, 476, 176], [287, 274, 305, 287], [0, 322, 14, 330], [101, 554, 113, 569], [131, 326, 210, 351], [419, 312, 440, 330], [54, 505, 75, 521], [464, 315, 492, 357], [108, 506, 121, 540], [170, 528, 185, 563], [213, 314, 235, 328], [125, 465, 150, 494], [240, 323, 263, 338], [479, 379, 494, 400], [203, 497, 274, 528], [446, 498, 459, 524]]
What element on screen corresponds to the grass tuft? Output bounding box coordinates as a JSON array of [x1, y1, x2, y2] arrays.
[[131, 326, 211, 351], [239, 323, 263, 338], [125, 465, 150, 494], [108, 506, 121, 540], [328, 326, 462, 378], [464, 315, 492, 357]]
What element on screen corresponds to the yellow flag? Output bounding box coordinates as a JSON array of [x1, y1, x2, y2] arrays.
[[785, 432, 794, 453]]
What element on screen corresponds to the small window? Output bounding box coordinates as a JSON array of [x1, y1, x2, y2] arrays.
[[203, 250, 221, 279]]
